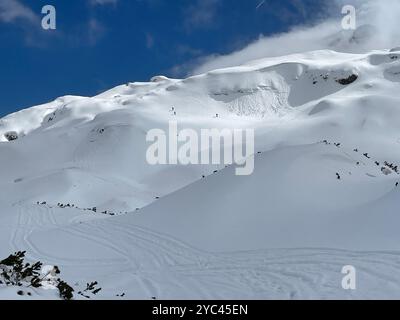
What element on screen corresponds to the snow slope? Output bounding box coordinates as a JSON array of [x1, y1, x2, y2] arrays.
[[2, 48, 400, 299]]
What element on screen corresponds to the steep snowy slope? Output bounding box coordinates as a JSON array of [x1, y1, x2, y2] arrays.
[[2, 48, 400, 299], [129, 142, 400, 252]]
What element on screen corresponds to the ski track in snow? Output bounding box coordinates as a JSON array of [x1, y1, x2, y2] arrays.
[[3, 49, 400, 299], [4, 203, 400, 299]]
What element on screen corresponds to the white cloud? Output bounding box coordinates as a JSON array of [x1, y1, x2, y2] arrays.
[[193, 22, 340, 74], [0, 0, 38, 24], [0, 0, 51, 47], [191, 0, 400, 74]]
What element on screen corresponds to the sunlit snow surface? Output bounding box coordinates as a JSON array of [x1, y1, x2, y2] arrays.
[[2, 49, 400, 299]]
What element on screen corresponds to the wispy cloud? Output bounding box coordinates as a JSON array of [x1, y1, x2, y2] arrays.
[[0, 0, 56, 47], [0, 0, 38, 24], [0, 0, 111, 47], [176, 44, 203, 57], [190, 0, 400, 74]]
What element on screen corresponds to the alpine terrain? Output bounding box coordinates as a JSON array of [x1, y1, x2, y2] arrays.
[[2, 47, 400, 299]]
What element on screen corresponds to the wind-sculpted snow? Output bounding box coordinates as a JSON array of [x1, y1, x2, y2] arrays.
[[2, 48, 400, 299]]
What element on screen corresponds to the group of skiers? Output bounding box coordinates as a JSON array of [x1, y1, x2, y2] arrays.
[[322, 140, 399, 187]]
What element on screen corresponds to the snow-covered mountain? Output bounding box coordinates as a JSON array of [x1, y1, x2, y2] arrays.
[[2, 48, 400, 299]]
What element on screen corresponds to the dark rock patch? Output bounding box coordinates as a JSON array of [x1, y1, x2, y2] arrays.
[[336, 74, 358, 85]]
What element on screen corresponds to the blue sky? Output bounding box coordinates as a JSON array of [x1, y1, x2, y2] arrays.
[[0, 0, 333, 117]]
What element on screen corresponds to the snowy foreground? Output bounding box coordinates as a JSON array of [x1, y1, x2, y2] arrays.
[[2, 48, 400, 299]]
